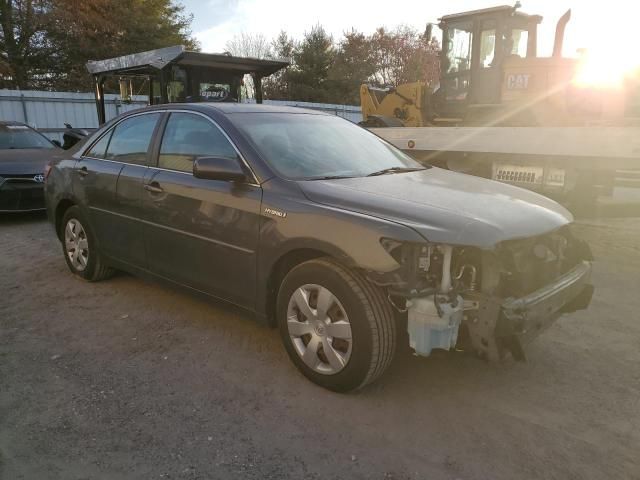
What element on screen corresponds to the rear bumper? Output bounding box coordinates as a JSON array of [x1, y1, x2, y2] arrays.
[[0, 179, 45, 212]]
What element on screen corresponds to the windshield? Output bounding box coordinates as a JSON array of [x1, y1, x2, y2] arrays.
[[0, 126, 55, 150], [232, 113, 424, 180]]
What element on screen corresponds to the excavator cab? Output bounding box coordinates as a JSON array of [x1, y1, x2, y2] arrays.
[[437, 5, 541, 118], [361, 4, 626, 127]]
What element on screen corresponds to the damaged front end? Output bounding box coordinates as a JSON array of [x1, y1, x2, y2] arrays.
[[369, 226, 594, 361]]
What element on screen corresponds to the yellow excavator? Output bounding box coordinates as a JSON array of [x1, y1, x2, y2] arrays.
[[361, 4, 640, 209], [360, 4, 637, 128]]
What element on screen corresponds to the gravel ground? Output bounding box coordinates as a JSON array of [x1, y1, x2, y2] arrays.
[[1, 212, 639, 480]]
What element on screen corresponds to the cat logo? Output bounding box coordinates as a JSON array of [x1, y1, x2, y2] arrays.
[[506, 73, 531, 90]]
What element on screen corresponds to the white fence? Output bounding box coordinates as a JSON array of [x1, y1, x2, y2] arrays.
[[251, 99, 362, 123], [0, 89, 362, 141], [0, 90, 147, 128]]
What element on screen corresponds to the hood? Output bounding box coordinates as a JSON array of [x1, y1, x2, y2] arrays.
[[299, 167, 573, 248], [0, 148, 60, 176]]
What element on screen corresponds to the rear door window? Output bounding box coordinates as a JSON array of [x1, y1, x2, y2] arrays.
[[158, 113, 238, 173], [104, 113, 161, 165]]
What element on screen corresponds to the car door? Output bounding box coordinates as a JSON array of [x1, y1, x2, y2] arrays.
[[142, 111, 262, 308], [76, 112, 162, 265]]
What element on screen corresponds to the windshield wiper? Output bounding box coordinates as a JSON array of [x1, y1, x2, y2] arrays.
[[309, 174, 356, 180], [366, 166, 426, 177]]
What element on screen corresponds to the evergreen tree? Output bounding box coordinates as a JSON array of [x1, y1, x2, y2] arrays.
[[0, 0, 196, 90], [288, 25, 335, 102]]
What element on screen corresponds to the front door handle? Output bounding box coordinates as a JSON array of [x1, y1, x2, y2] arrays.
[[77, 166, 89, 177], [144, 182, 164, 194]]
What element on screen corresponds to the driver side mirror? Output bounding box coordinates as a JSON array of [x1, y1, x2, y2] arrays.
[[193, 156, 247, 182]]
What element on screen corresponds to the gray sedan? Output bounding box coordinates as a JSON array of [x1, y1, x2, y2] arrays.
[[44, 103, 594, 391]]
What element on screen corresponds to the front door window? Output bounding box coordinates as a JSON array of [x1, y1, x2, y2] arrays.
[[159, 113, 238, 173]]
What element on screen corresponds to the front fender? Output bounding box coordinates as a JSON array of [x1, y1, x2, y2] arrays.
[[255, 180, 424, 317]]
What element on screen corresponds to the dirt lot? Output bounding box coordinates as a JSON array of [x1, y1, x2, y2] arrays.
[[1, 213, 639, 480]]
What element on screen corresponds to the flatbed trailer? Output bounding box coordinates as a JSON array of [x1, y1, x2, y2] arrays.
[[373, 126, 640, 205]]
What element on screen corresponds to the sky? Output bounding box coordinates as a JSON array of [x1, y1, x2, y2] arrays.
[[181, 0, 638, 59]]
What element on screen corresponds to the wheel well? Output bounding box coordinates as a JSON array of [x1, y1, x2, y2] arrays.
[[265, 248, 328, 327], [54, 199, 75, 240]]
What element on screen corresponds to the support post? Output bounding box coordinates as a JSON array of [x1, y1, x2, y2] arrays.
[[19, 93, 28, 124], [148, 76, 154, 105], [94, 75, 106, 126], [253, 74, 263, 104], [159, 68, 169, 104]]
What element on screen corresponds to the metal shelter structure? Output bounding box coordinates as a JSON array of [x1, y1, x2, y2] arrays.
[[86, 45, 289, 125]]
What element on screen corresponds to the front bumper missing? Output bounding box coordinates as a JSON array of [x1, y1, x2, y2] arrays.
[[466, 261, 593, 361]]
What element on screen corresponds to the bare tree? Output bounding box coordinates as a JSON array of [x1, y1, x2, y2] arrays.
[[225, 32, 274, 100], [225, 32, 272, 59], [369, 25, 439, 87]]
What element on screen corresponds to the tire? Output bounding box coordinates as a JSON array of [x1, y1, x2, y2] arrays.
[[61, 206, 114, 281], [277, 257, 396, 392]]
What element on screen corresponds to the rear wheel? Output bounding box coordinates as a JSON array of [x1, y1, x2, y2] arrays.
[[277, 258, 396, 392], [61, 206, 114, 281]]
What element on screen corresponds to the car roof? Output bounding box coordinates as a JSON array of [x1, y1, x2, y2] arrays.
[[184, 102, 328, 116]]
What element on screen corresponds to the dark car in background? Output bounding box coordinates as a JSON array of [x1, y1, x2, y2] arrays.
[[44, 103, 594, 392], [0, 121, 60, 212]]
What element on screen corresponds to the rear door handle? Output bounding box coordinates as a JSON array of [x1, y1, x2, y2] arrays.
[[144, 182, 164, 194], [77, 166, 89, 177]]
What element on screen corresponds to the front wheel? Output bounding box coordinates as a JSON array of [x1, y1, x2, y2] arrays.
[[277, 258, 396, 392]]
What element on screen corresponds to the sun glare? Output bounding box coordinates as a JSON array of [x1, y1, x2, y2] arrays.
[[571, 31, 639, 88]]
